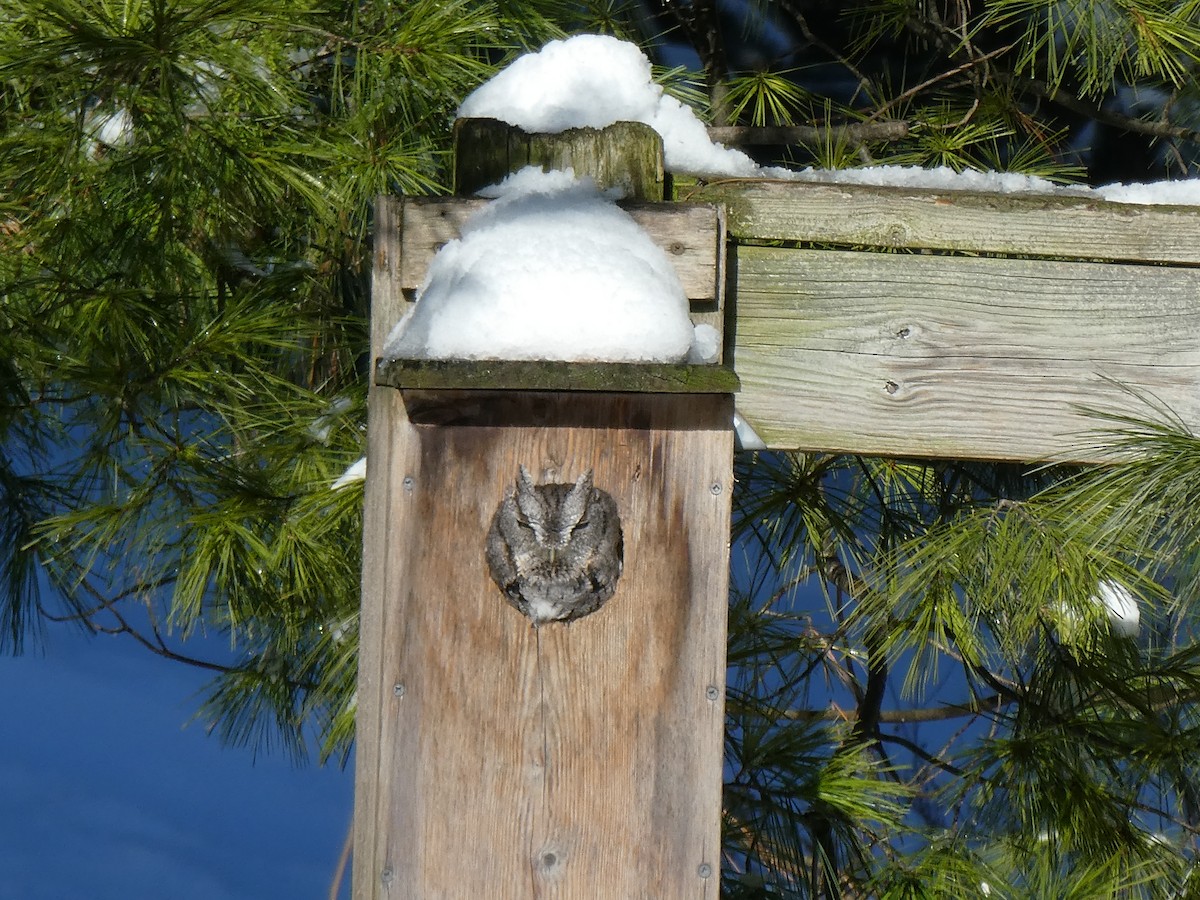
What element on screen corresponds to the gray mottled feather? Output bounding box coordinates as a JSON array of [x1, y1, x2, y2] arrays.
[[485, 467, 623, 625]]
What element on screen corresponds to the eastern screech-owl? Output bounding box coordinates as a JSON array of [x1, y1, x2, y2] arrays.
[[485, 466, 623, 626]]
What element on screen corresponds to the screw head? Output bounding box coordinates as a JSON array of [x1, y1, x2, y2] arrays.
[[697, 862, 713, 878], [710, 482, 723, 496], [705, 685, 720, 701], [393, 683, 406, 697]]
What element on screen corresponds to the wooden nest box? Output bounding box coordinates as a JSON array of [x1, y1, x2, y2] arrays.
[[353, 119, 736, 899]]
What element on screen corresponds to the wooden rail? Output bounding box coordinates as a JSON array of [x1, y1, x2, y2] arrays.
[[691, 180, 1200, 462]]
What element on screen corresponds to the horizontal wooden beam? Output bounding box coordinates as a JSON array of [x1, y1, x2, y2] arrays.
[[379, 184, 1200, 463], [730, 245, 1200, 463], [688, 180, 1200, 265], [395, 197, 725, 305], [389, 196, 728, 364], [376, 359, 739, 394]]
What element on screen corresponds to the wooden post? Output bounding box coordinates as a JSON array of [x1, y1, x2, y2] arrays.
[[453, 118, 667, 200], [353, 123, 734, 898]]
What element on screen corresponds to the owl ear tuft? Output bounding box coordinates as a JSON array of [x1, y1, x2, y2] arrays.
[[561, 470, 594, 526], [515, 465, 543, 521], [517, 465, 538, 495]]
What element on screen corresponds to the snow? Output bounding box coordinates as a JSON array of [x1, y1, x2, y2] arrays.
[[331, 457, 366, 491], [308, 396, 353, 444], [687, 323, 721, 364], [379, 35, 1200, 391], [1094, 180, 1200, 205], [93, 106, 132, 148], [782, 163, 1200, 206], [384, 167, 695, 363], [782, 164, 1071, 195], [457, 34, 759, 178], [1093, 579, 1140, 637], [458, 34, 1200, 204], [1054, 579, 1141, 639], [733, 412, 767, 451], [82, 103, 133, 158]]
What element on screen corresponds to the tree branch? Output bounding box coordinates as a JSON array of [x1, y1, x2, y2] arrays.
[[1011, 75, 1200, 146], [771, 0, 875, 103], [768, 693, 1011, 724], [707, 121, 909, 147], [877, 730, 966, 777]]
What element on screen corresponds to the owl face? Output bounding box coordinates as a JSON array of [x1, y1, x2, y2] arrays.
[[485, 465, 624, 626], [514, 466, 591, 551]]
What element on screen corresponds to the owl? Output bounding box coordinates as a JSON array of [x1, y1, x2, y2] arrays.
[[485, 466, 623, 626]]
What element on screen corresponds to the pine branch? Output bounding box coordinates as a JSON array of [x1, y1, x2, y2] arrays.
[[866, 43, 1015, 123], [65, 578, 234, 675], [771, 0, 875, 102]]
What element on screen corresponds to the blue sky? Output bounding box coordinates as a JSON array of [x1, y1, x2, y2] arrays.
[[0, 628, 355, 900]]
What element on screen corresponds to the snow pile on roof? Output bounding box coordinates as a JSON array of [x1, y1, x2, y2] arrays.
[[383, 167, 695, 362], [457, 34, 759, 178]]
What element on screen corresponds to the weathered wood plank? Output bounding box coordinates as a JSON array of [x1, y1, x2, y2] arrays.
[[355, 392, 732, 899], [376, 358, 739, 393], [454, 118, 665, 200], [688, 180, 1200, 264], [395, 197, 725, 306], [731, 245, 1200, 461], [354, 196, 425, 897]]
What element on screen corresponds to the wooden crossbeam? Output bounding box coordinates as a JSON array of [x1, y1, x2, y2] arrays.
[[691, 180, 1200, 462]]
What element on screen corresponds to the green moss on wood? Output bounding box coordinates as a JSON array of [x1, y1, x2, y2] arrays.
[[376, 358, 740, 394]]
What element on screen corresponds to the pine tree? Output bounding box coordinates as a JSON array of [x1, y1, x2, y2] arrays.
[[4, 0, 1200, 896], [0, 0, 583, 763]]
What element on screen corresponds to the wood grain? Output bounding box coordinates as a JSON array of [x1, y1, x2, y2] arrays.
[[387, 196, 727, 364], [731, 246, 1200, 462], [354, 196, 424, 896], [454, 118, 665, 200], [354, 391, 733, 899], [688, 180, 1200, 264], [395, 197, 725, 307]]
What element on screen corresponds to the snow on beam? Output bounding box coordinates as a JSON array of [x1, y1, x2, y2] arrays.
[[689, 179, 1200, 265]]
